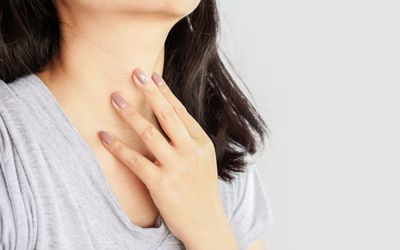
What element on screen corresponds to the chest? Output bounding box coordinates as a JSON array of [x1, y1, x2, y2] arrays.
[[92, 143, 161, 229], [68, 111, 163, 229], [102, 161, 161, 228]]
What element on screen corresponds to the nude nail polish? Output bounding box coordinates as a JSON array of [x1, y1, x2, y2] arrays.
[[134, 68, 149, 85], [111, 92, 127, 108], [99, 130, 113, 144], [152, 72, 164, 86]]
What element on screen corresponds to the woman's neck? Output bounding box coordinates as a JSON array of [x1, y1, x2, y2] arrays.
[[36, 12, 181, 152], [38, 13, 179, 111]]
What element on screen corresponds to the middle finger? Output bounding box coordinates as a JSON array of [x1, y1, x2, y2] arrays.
[[132, 68, 192, 146], [110, 91, 176, 165]]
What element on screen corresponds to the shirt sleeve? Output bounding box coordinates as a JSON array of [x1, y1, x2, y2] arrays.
[[229, 162, 274, 250], [0, 112, 17, 250], [0, 80, 34, 249], [0, 147, 17, 249]]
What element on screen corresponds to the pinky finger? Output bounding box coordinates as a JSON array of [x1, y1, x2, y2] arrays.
[[98, 130, 160, 187]]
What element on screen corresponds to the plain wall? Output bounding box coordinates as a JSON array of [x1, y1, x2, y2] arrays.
[[219, 0, 400, 249]]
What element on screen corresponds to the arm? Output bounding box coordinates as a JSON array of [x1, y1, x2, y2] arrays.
[[246, 239, 266, 250], [228, 163, 273, 250]]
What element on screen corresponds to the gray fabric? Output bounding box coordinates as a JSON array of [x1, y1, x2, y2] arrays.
[[0, 74, 273, 250]]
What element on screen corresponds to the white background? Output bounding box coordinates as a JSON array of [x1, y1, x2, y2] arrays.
[[218, 0, 400, 249]]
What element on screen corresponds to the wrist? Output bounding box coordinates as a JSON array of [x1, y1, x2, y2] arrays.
[[181, 209, 239, 250]]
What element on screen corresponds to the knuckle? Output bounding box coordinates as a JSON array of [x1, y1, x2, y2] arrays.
[[161, 173, 181, 189], [141, 126, 157, 140], [188, 151, 199, 162], [158, 83, 168, 92], [202, 136, 215, 149], [174, 105, 187, 117], [161, 108, 177, 121], [144, 86, 158, 95], [110, 140, 123, 153], [127, 152, 139, 166], [122, 106, 138, 118], [194, 147, 207, 158]]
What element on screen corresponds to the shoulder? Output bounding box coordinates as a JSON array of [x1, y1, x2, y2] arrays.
[[0, 75, 39, 249], [0, 79, 10, 156], [0, 73, 38, 134], [0, 77, 21, 153], [0, 74, 29, 117], [0, 73, 36, 106], [0, 74, 39, 165]]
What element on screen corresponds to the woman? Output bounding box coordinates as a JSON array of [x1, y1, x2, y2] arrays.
[[0, 0, 272, 249]]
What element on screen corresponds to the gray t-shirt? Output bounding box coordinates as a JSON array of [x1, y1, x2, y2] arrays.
[[0, 73, 273, 250]]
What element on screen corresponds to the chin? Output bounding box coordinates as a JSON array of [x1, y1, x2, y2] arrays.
[[152, 0, 201, 16], [67, 0, 202, 19]]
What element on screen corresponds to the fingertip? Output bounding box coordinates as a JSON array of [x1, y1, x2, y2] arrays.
[[151, 72, 164, 87], [133, 68, 150, 85], [98, 130, 113, 145]]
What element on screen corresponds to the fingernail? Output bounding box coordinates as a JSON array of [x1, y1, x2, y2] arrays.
[[98, 130, 113, 144], [134, 68, 150, 85], [151, 72, 164, 86], [111, 92, 127, 108]]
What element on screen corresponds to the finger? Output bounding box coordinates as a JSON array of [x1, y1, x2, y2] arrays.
[[151, 72, 210, 142], [110, 92, 176, 164], [97, 130, 159, 187], [132, 68, 192, 146]]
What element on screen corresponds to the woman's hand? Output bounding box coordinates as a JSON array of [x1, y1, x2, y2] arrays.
[[97, 68, 239, 249]]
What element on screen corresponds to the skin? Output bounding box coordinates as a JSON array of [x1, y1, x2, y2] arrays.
[[37, 0, 266, 249], [98, 70, 238, 248]]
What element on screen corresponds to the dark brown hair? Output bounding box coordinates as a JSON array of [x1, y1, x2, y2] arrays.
[[0, 0, 270, 182]]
